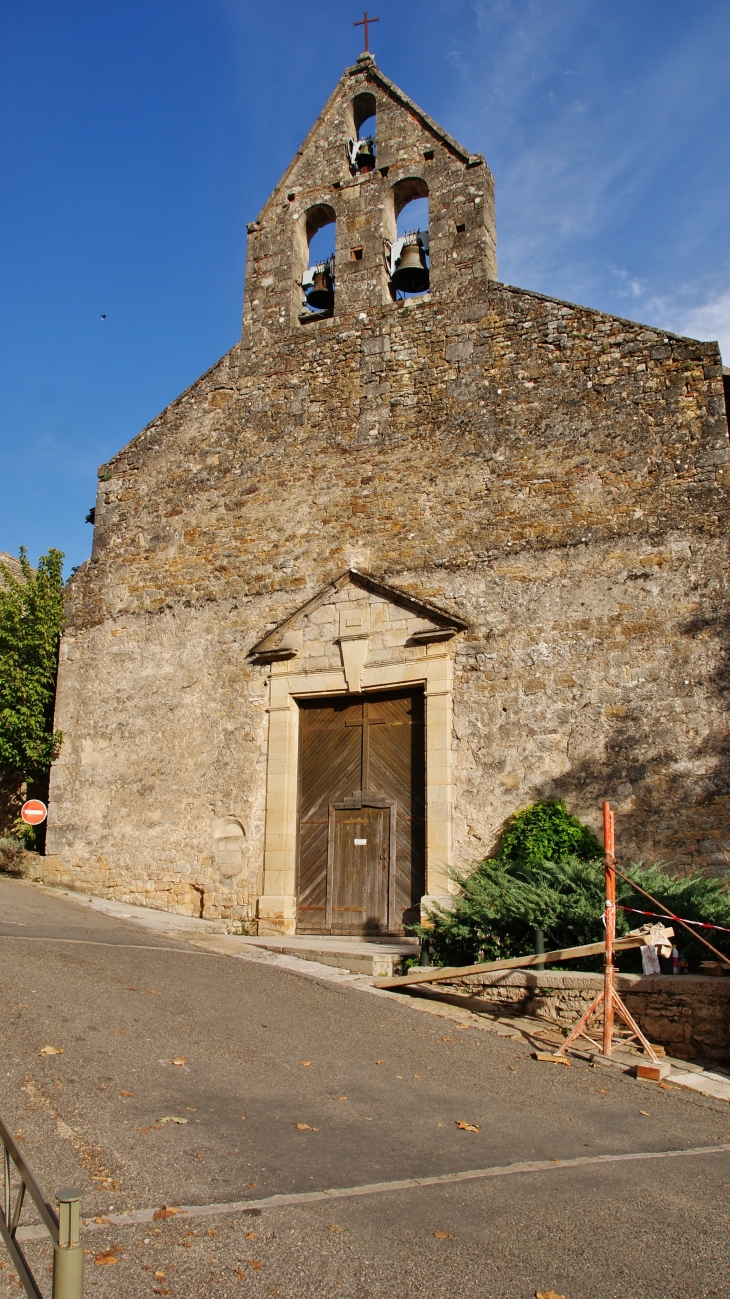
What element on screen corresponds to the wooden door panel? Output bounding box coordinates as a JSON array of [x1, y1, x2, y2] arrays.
[[367, 692, 425, 928], [298, 713, 361, 930], [329, 805, 389, 933]]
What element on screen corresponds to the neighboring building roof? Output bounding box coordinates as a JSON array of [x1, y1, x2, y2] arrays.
[[0, 552, 28, 585]]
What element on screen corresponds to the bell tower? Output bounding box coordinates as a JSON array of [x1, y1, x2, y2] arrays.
[[242, 54, 497, 337]]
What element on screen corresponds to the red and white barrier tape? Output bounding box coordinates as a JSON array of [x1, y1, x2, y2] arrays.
[[616, 903, 730, 936]]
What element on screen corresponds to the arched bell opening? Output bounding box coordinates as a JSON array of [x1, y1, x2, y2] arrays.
[[347, 91, 377, 174], [297, 204, 337, 318], [386, 178, 430, 299]]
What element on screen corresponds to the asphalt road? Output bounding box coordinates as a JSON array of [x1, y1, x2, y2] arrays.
[[1, 875, 729, 1298]]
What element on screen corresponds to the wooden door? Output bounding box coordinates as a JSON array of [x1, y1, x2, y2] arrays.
[[296, 688, 425, 935], [328, 804, 391, 932]]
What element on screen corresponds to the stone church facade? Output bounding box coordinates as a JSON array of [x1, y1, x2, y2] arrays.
[[45, 55, 730, 931]]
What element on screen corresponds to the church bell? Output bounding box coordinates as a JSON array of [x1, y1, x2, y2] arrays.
[[390, 238, 430, 294], [347, 135, 376, 173], [355, 137, 375, 172], [305, 265, 335, 312]]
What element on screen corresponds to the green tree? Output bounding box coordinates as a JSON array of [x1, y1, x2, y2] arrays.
[[0, 547, 65, 781]]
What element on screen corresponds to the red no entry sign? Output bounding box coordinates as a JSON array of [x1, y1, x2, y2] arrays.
[[21, 799, 47, 826]]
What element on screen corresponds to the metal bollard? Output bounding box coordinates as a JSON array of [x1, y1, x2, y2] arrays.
[[52, 1189, 83, 1299], [534, 928, 545, 969], [418, 938, 432, 967]]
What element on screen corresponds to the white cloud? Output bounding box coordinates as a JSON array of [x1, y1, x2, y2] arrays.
[[439, 2, 730, 313], [675, 289, 730, 363]]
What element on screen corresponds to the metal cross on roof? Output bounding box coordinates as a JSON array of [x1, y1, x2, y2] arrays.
[[354, 10, 379, 53]]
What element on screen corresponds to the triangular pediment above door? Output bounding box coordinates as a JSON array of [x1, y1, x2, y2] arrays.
[[249, 569, 467, 688]]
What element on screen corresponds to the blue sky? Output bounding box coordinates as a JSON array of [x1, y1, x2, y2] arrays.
[[2, 0, 729, 574]]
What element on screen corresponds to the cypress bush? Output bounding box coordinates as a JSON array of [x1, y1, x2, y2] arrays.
[[415, 800, 730, 971]]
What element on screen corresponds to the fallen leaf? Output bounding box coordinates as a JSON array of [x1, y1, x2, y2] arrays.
[[328, 1225, 343, 1233], [154, 1271, 166, 1280], [240, 1115, 246, 1121], [153, 1289, 171, 1296], [149, 989, 160, 995], [114, 1029, 127, 1035], [296, 1123, 311, 1130], [153, 1206, 183, 1220], [455, 1121, 479, 1132], [235, 1269, 247, 1278], [300, 1061, 311, 1066], [441, 1037, 452, 1042], [171, 1056, 186, 1066], [207, 1229, 218, 1238], [248, 1260, 262, 1270], [13, 1131, 22, 1139], [137, 1127, 152, 1134], [396, 1075, 403, 1079], [433, 1231, 454, 1239], [639, 1110, 650, 1116], [92, 1217, 109, 1225], [127, 987, 139, 991], [39, 1046, 63, 1056], [375, 1060, 383, 1065], [246, 1231, 257, 1239], [456, 1024, 469, 1030], [536, 1292, 566, 1299], [158, 1116, 188, 1125], [119, 1089, 133, 1097], [413, 1074, 424, 1078], [187, 1107, 197, 1112], [336, 1096, 347, 1101], [94, 1249, 119, 1266], [249, 1182, 258, 1189]]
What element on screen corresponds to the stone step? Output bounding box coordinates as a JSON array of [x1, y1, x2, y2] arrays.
[[238, 935, 419, 978]]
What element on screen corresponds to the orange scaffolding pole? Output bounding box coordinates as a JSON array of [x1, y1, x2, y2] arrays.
[[557, 801, 659, 1064]]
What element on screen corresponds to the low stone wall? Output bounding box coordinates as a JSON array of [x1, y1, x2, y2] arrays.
[[437, 969, 730, 1065], [35, 854, 256, 924]]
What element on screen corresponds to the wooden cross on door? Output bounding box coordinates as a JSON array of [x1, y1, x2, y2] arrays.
[[354, 10, 379, 53]]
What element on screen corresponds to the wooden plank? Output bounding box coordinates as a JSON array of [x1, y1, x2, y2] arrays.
[[372, 931, 672, 989]]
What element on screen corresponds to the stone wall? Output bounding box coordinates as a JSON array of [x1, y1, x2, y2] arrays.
[[436, 969, 730, 1065], [44, 56, 730, 918]]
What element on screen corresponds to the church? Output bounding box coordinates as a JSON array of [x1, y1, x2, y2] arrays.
[[44, 54, 730, 932]]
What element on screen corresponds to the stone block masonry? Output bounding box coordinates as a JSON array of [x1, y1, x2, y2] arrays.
[[435, 969, 730, 1066], [44, 55, 730, 922]]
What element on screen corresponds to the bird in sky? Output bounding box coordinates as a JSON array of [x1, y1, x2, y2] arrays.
[[101, 313, 106, 320]]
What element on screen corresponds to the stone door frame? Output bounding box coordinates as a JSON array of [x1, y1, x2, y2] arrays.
[[257, 649, 453, 936]]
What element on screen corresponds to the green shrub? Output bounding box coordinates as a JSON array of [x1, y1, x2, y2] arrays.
[[414, 800, 730, 971], [0, 836, 28, 877]]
